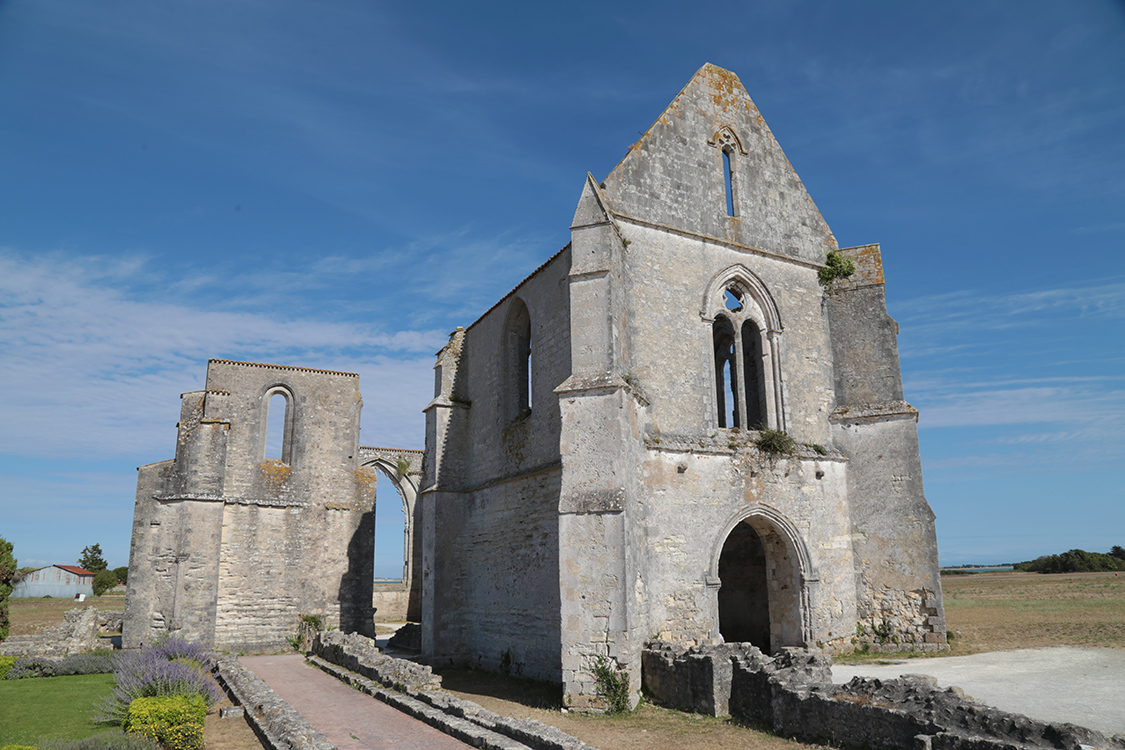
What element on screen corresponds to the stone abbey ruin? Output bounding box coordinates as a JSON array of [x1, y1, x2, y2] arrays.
[[124, 63, 947, 709]]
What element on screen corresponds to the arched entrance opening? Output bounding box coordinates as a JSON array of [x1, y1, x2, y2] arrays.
[[374, 472, 407, 582], [715, 512, 808, 652], [358, 448, 423, 623], [718, 521, 771, 648]]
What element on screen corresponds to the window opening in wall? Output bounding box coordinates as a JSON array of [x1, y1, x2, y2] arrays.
[[741, 321, 765, 428], [265, 392, 288, 460], [724, 288, 743, 312], [713, 317, 739, 428], [506, 298, 532, 421], [722, 148, 736, 217], [373, 471, 406, 583]]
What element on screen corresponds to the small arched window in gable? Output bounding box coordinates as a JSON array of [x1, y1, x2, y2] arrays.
[[505, 298, 532, 422], [709, 126, 746, 218], [722, 148, 736, 217], [263, 386, 294, 464]]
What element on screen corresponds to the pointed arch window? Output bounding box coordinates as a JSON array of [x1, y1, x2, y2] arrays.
[[709, 126, 746, 218], [703, 267, 785, 432], [505, 297, 532, 422], [722, 148, 736, 217]]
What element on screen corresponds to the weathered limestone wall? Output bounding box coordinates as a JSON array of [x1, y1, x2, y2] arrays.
[[633, 444, 857, 652], [425, 468, 563, 681], [124, 359, 378, 652], [827, 246, 946, 651], [602, 63, 837, 265], [422, 249, 571, 682], [616, 222, 836, 445], [123, 457, 224, 649], [645, 642, 1124, 750]]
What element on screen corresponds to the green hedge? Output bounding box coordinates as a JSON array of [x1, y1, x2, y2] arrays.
[[123, 695, 205, 750], [0, 657, 17, 680]]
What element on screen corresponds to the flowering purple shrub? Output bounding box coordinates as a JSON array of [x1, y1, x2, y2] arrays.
[[152, 638, 212, 670], [94, 637, 221, 725]]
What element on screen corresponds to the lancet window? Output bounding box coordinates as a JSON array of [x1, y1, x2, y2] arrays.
[[505, 297, 532, 422], [262, 385, 294, 464]]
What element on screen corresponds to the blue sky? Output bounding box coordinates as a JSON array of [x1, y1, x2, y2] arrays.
[[1, 1, 1122, 574]]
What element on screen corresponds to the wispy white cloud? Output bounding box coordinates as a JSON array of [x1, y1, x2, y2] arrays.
[[0, 249, 443, 460], [896, 280, 1125, 331]]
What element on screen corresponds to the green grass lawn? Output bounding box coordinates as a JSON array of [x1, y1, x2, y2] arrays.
[[0, 673, 123, 745]]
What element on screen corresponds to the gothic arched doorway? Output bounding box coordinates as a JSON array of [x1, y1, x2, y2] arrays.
[[714, 511, 809, 652], [718, 521, 771, 649]]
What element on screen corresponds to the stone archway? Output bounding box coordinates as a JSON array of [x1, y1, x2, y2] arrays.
[[711, 507, 813, 652], [358, 447, 423, 622]]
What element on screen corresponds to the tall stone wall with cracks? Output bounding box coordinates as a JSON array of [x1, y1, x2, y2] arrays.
[[643, 642, 1125, 750]]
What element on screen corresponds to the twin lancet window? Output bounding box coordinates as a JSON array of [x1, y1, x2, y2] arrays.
[[713, 287, 766, 429]]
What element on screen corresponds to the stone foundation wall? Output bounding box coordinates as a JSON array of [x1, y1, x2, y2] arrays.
[[643, 642, 1124, 750], [853, 587, 947, 653], [0, 607, 107, 657]]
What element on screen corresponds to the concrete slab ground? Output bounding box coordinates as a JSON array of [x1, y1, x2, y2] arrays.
[[831, 647, 1125, 737]]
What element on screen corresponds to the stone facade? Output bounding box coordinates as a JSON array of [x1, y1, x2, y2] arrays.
[[123, 359, 381, 651], [122, 63, 945, 712], [421, 64, 946, 709]]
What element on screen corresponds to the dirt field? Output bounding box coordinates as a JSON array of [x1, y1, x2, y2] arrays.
[[7, 591, 125, 636], [941, 570, 1125, 653]]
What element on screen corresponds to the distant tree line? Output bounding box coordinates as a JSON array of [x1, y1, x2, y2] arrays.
[[1014, 546, 1125, 574]]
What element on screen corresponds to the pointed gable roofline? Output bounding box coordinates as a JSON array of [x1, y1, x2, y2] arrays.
[[600, 63, 837, 266]]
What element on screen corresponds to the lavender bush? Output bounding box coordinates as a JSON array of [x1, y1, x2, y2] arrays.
[[94, 637, 222, 724]]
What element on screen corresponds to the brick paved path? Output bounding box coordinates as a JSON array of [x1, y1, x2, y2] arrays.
[[240, 654, 472, 750]]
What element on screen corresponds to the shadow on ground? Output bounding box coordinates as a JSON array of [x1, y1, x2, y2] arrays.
[[432, 666, 563, 711]]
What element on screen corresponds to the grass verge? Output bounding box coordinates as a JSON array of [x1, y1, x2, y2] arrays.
[[0, 673, 117, 745]]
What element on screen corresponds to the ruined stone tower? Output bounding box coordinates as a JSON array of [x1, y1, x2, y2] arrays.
[[123, 359, 380, 652], [421, 63, 946, 708]]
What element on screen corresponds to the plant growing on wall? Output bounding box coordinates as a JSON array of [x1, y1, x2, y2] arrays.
[[589, 654, 630, 713], [756, 428, 796, 455], [818, 250, 857, 295]]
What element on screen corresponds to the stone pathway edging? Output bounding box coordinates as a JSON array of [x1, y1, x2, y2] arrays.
[[308, 653, 592, 750], [215, 655, 336, 750]]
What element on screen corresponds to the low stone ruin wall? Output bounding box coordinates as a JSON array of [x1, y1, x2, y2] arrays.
[[643, 642, 1125, 750], [311, 630, 441, 692], [0, 607, 111, 657], [214, 656, 334, 750], [312, 630, 593, 750]]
